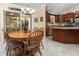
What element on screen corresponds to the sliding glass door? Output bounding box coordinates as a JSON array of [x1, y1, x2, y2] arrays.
[[4, 11, 20, 32], [4, 11, 31, 32]]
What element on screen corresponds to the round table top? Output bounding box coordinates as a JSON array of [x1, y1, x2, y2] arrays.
[[8, 31, 30, 40]]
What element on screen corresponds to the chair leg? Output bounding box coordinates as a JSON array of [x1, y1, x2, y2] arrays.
[[6, 47, 11, 56], [6, 47, 9, 56], [32, 49, 37, 56], [41, 42, 44, 49], [38, 48, 42, 56], [5, 43, 9, 50], [29, 51, 32, 56], [6, 43, 11, 56], [16, 47, 23, 56], [8, 47, 12, 56], [31, 51, 34, 56]]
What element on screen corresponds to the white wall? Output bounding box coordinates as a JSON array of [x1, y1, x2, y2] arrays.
[[32, 5, 46, 37], [0, 10, 4, 41]]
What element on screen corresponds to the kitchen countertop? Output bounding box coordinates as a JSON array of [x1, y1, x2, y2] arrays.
[[51, 26, 79, 29]]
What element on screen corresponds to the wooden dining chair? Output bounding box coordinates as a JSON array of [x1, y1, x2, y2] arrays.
[[6, 40, 24, 56], [39, 27, 44, 31], [2, 29, 7, 42], [24, 30, 43, 56], [39, 27, 44, 49], [2, 29, 11, 50], [3, 32, 24, 56], [33, 27, 39, 31]]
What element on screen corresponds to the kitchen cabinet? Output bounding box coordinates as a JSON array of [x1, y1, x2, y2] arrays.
[[55, 15, 61, 23], [63, 13, 75, 23]]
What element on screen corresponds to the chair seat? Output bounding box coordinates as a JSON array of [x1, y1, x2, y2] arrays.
[[10, 41, 24, 47], [26, 44, 39, 51]]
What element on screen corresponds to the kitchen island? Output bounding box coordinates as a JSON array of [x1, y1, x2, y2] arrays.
[[52, 27, 79, 44]]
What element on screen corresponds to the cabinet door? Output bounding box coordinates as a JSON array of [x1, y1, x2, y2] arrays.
[[55, 15, 60, 23], [63, 13, 74, 23]]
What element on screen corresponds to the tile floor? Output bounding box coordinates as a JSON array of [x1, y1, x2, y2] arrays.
[[0, 39, 6, 56], [1, 36, 79, 56], [37, 36, 79, 56]]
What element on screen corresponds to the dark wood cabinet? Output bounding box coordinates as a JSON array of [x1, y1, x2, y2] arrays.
[[55, 15, 61, 23], [52, 27, 79, 44], [63, 13, 75, 23]]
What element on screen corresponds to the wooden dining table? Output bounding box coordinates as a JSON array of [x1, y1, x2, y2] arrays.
[[8, 31, 31, 55], [8, 31, 30, 41]]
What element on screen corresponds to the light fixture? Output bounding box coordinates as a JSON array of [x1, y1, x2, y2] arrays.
[[26, 8, 30, 11], [23, 10, 27, 14], [21, 7, 35, 14], [20, 8, 24, 11], [30, 9, 35, 14]]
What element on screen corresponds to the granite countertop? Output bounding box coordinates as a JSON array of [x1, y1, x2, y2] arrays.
[[51, 27, 79, 29]]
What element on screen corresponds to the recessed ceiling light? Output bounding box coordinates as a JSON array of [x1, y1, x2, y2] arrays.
[[23, 10, 27, 14], [21, 8, 24, 11], [30, 9, 35, 14], [27, 8, 30, 11]]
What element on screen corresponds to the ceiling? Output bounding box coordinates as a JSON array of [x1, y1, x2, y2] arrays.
[[15, 3, 79, 13]]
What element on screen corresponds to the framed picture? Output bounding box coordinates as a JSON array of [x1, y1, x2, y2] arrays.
[[40, 17, 43, 22], [34, 18, 38, 23]]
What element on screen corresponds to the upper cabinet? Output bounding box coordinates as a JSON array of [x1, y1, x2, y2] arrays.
[[46, 12, 75, 23], [63, 13, 75, 23], [55, 15, 61, 23]]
